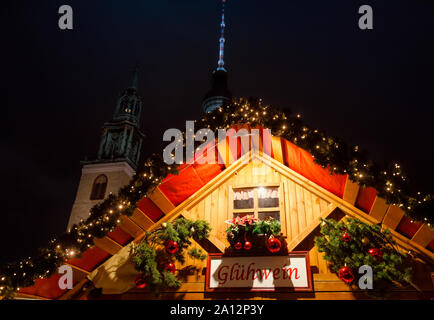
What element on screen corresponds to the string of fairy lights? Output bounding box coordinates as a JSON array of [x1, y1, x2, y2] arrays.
[[0, 97, 432, 299]]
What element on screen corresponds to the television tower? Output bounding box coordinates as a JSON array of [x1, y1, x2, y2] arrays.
[[202, 0, 232, 113]]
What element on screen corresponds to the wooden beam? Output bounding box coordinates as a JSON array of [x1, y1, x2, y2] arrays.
[[65, 263, 90, 275], [382, 205, 405, 230], [342, 178, 359, 205], [386, 228, 434, 263], [207, 235, 225, 253], [148, 187, 175, 214], [118, 215, 144, 238], [271, 136, 284, 164], [411, 225, 434, 248], [129, 208, 154, 231], [72, 264, 91, 280], [369, 196, 389, 222], [180, 209, 226, 253], [93, 236, 123, 256], [287, 204, 337, 251], [15, 292, 51, 300]]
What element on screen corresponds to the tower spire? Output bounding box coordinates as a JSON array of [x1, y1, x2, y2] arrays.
[[217, 0, 227, 71], [201, 0, 232, 113]]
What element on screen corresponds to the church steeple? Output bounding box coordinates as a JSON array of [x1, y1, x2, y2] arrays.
[[202, 0, 232, 113], [112, 65, 142, 126], [89, 67, 145, 170], [68, 66, 145, 230]]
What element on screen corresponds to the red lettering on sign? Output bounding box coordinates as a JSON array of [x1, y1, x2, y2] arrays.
[[207, 252, 312, 292], [273, 267, 280, 279], [216, 262, 301, 284], [283, 267, 300, 279], [217, 265, 229, 285], [261, 269, 272, 280], [230, 263, 239, 281], [246, 263, 256, 280]]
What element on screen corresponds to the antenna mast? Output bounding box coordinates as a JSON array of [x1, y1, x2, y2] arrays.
[[217, 0, 227, 71]]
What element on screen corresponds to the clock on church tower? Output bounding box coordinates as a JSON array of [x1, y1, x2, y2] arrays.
[[67, 67, 145, 230]]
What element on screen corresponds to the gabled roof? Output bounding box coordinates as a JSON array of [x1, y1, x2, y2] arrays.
[[16, 127, 434, 300]]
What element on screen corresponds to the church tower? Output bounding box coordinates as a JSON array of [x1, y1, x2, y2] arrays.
[[202, 0, 232, 113], [67, 67, 145, 230]]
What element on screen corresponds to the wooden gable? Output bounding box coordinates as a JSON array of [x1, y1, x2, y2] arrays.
[[180, 154, 337, 274]]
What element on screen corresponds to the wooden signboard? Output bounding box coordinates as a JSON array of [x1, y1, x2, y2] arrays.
[[206, 252, 312, 292]]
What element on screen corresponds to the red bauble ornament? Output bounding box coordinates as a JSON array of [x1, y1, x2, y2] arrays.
[[165, 262, 176, 274], [234, 241, 242, 250], [338, 266, 354, 283], [135, 274, 147, 289], [243, 241, 252, 250], [165, 240, 179, 254], [342, 232, 351, 242], [368, 248, 383, 260], [267, 237, 281, 253]]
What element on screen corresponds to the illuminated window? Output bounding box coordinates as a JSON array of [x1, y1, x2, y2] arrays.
[[232, 186, 280, 221], [90, 174, 108, 200], [233, 189, 254, 210]]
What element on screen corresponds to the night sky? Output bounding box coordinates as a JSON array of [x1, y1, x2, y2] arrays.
[[0, 0, 433, 264]]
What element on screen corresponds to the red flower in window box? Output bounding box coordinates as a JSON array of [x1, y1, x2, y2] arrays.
[[226, 215, 258, 228], [242, 215, 258, 225]]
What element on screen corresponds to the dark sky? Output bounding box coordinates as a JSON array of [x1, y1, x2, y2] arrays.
[[0, 0, 433, 264]]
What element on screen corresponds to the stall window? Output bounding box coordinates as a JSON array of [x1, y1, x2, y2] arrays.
[[232, 186, 281, 221], [90, 174, 108, 200], [233, 189, 254, 210]]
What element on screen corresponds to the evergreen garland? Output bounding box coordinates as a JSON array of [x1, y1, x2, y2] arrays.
[[315, 217, 413, 298], [252, 219, 282, 236], [0, 97, 432, 299], [132, 218, 210, 293]]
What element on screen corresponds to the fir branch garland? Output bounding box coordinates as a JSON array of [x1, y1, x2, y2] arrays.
[[132, 218, 210, 293], [315, 217, 413, 298]]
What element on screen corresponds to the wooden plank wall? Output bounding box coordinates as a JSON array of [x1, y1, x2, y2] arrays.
[[182, 158, 337, 280]]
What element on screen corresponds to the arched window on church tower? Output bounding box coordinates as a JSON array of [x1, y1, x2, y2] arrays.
[[90, 174, 108, 200]]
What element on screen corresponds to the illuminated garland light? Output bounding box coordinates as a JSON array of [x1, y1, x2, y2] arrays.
[[0, 97, 432, 299]]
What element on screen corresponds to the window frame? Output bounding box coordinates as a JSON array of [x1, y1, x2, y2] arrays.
[[230, 183, 282, 221]]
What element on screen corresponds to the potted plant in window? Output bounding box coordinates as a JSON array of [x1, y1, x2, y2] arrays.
[[225, 215, 282, 253], [225, 215, 258, 251], [252, 217, 281, 250]]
